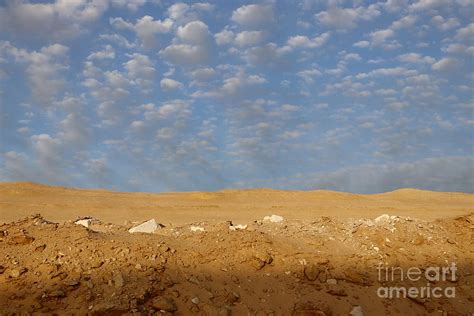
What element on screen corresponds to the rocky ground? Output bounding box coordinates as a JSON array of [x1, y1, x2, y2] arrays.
[[1, 213, 473, 315]]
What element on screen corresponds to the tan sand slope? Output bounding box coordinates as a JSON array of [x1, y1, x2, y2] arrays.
[[0, 182, 473, 225]]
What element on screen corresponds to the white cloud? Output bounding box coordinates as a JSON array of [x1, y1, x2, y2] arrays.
[[123, 53, 155, 90], [370, 29, 394, 45], [443, 43, 474, 55], [431, 16, 460, 31], [87, 45, 115, 60], [353, 40, 370, 48], [160, 78, 184, 91], [398, 53, 435, 64], [235, 31, 265, 47], [315, 4, 380, 30], [215, 29, 235, 45], [192, 70, 266, 98], [1, 41, 69, 104], [176, 20, 211, 45], [167, 2, 214, 23], [431, 57, 461, 72], [297, 69, 322, 84], [409, 0, 452, 11], [190, 67, 216, 81], [161, 44, 210, 65], [391, 15, 417, 30], [455, 23, 474, 41], [231, 4, 274, 28], [111, 15, 172, 49], [356, 67, 418, 79], [245, 43, 292, 67], [287, 32, 330, 49], [161, 20, 212, 66]]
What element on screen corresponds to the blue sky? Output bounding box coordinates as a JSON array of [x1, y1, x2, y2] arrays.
[[0, 0, 473, 193]]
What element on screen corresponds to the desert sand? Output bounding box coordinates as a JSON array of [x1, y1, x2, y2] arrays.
[[0, 182, 473, 315]]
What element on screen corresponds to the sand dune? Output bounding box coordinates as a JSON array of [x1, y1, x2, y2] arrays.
[[0, 182, 472, 225]]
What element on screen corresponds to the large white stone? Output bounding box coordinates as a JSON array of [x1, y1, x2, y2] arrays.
[[190, 226, 205, 232], [263, 214, 284, 223], [128, 219, 160, 234], [75, 219, 92, 228], [374, 214, 390, 223]]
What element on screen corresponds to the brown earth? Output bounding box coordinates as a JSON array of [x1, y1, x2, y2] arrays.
[[0, 182, 473, 315]]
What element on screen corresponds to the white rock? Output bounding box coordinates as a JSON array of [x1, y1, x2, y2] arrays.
[[191, 296, 200, 304], [350, 306, 363, 316], [229, 224, 248, 231], [190, 226, 205, 232], [374, 214, 390, 223], [263, 215, 284, 223], [128, 219, 160, 234], [75, 219, 92, 228]]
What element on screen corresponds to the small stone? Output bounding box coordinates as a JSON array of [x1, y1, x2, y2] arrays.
[[35, 244, 46, 252], [152, 297, 177, 312], [304, 264, 320, 281], [191, 296, 200, 304], [255, 251, 273, 264], [350, 306, 363, 316], [10, 268, 27, 278], [327, 278, 337, 285]]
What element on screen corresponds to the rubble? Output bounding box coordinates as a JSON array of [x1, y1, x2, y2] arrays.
[[0, 213, 472, 315]]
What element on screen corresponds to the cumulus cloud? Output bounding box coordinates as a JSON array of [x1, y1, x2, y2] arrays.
[[123, 53, 155, 90], [287, 32, 330, 49], [398, 53, 435, 64], [431, 57, 461, 72], [315, 4, 380, 30], [160, 78, 184, 91], [235, 31, 266, 47], [110, 15, 173, 49], [161, 20, 212, 66], [215, 29, 235, 45], [1, 41, 69, 104], [87, 45, 115, 60], [231, 4, 274, 28]]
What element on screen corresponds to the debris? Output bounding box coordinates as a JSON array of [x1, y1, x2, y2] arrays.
[[191, 296, 200, 304]]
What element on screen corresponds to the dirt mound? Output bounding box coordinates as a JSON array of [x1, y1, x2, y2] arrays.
[[0, 213, 473, 315]]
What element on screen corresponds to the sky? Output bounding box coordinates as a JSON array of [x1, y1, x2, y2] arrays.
[[0, 0, 473, 193]]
